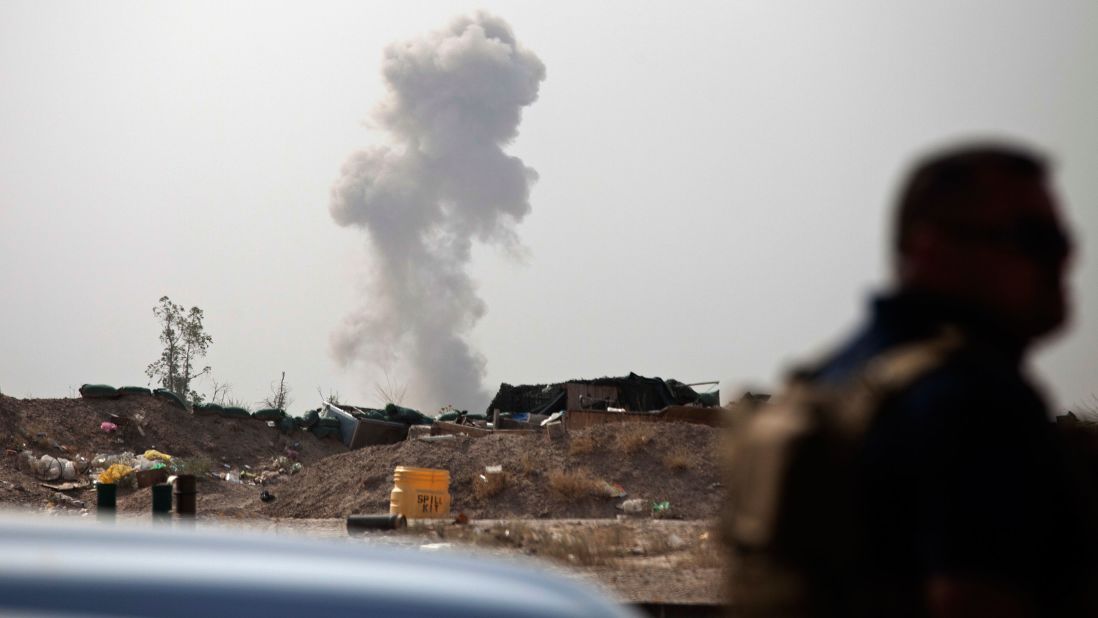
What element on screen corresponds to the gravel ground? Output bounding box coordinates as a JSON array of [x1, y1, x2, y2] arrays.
[[28, 514, 727, 605]]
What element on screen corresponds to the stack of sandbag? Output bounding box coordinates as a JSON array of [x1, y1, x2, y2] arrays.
[[154, 388, 187, 409], [220, 406, 250, 419], [117, 386, 154, 398], [78, 384, 120, 399], [383, 403, 434, 426], [252, 408, 288, 422]]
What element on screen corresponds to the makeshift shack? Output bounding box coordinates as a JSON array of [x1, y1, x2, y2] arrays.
[[486, 372, 717, 416]]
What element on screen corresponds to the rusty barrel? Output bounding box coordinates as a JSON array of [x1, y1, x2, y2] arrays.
[[173, 474, 196, 517], [152, 483, 173, 521], [96, 483, 116, 522]]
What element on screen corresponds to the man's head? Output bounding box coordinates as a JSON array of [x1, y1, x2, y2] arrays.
[[893, 142, 1074, 344]]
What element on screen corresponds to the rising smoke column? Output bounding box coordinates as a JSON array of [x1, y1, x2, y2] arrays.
[[330, 14, 545, 412]]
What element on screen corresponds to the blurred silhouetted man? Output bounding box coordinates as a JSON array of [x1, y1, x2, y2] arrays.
[[727, 142, 1094, 618], [820, 143, 1092, 617]]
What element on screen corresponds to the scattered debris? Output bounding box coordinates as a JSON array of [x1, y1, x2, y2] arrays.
[[39, 481, 90, 491], [98, 464, 135, 485], [16, 451, 35, 474], [0, 391, 348, 513], [135, 468, 168, 488], [651, 501, 672, 518], [474, 466, 508, 499], [418, 435, 457, 443], [36, 455, 61, 481], [48, 492, 85, 509], [597, 481, 627, 498], [143, 449, 172, 462], [666, 533, 686, 550]]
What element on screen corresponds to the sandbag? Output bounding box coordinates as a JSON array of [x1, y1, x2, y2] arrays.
[[278, 416, 296, 433], [154, 389, 187, 409], [192, 402, 223, 418], [220, 407, 251, 419], [37, 455, 61, 481], [383, 403, 434, 426], [118, 386, 154, 397], [60, 459, 77, 482], [437, 410, 480, 422], [79, 384, 119, 399], [252, 408, 287, 421], [298, 409, 320, 429]]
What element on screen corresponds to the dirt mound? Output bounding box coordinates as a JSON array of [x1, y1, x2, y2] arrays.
[[264, 422, 723, 520], [0, 393, 347, 511]]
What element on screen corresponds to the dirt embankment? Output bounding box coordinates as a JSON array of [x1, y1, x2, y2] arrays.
[[0, 394, 347, 511], [265, 422, 724, 520], [2, 395, 725, 521]]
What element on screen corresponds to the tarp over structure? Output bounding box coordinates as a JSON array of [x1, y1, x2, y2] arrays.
[[485, 372, 713, 416]]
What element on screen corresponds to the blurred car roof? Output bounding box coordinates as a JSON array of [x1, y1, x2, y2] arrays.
[[0, 513, 636, 617]]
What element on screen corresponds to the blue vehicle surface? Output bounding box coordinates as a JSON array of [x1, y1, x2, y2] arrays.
[[0, 514, 637, 617]]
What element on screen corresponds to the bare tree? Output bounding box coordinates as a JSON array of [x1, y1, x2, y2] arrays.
[[316, 387, 341, 406], [145, 296, 212, 402], [373, 370, 407, 406], [207, 379, 232, 406], [261, 372, 293, 411]]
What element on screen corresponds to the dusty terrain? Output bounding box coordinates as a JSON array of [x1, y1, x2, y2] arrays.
[[0, 393, 346, 512], [0, 394, 729, 609], [266, 422, 723, 520]]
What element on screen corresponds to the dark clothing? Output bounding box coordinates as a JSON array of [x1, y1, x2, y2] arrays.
[[813, 292, 1093, 616]]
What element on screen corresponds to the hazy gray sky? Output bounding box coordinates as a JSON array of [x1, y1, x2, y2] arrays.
[[2, 1, 1095, 414]]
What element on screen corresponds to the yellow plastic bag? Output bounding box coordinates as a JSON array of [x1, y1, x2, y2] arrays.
[[98, 464, 134, 484], [143, 449, 172, 462]]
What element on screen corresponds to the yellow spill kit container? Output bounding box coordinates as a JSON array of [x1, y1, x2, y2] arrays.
[[390, 466, 451, 519]]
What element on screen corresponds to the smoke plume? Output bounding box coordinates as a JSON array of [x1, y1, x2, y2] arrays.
[[330, 13, 545, 412]]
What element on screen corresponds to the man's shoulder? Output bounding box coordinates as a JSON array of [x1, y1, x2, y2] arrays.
[[894, 345, 1042, 422], [860, 344, 1052, 469], [810, 326, 1047, 444]]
